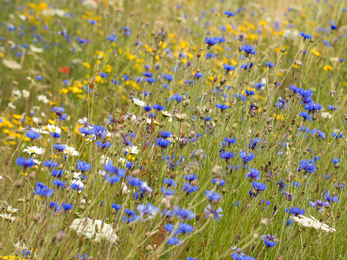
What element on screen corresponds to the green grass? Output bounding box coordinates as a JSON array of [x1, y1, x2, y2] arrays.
[[0, 0, 347, 259]]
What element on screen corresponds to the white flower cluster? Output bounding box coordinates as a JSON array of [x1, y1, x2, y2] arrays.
[[291, 215, 336, 233], [70, 217, 118, 243]]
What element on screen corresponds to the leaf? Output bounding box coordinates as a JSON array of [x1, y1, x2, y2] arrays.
[[2, 59, 21, 70]]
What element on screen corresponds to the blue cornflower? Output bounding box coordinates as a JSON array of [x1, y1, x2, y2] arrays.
[[161, 131, 172, 138], [78, 127, 94, 136], [43, 160, 58, 168], [61, 203, 73, 211], [264, 239, 277, 247], [223, 137, 236, 145], [156, 138, 171, 148], [332, 158, 340, 165], [153, 104, 165, 111], [53, 179, 67, 188], [96, 140, 111, 149], [240, 44, 257, 55], [299, 159, 316, 174], [163, 178, 176, 187], [77, 160, 91, 171], [255, 82, 265, 90], [161, 187, 175, 197], [324, 192, 339, 203], [250, 182, 267, 196], [245, 89, 255, 96], [223, 64, 235, 73], [327, 105, 337, 110], [224, 10, 236, 17], [220, 151, 235, 160], [167, 236, 181, 245], [50, 132, 61, 138], [184, 174, 198, 182], [99, 72, 107, 78], [235, 94, 246, 101], [239, 151, 255, 163], [288, 207, 305, 216], [174, 206, 196, 220], [332, 132, 343, 139], [34, 181, 54, 197], [171, 94, 183, 102], [51, 140, 66, 152], [204, 204, 223, 222], [103, 161, 126, 176], [26, 130, 40, 140], [165, 74, 173, 81], [49, 202, 61, 212], [183, 183, 198, 193], [216, 103, 229, 110], [212, 178, 226, 186], [16, 157, 35, 168], [283, 191, 293, 201], [51, 169, 63, 177], [205, 190, 222, 202], [300, 32, 312, 40], [245, 168, 261, 180], [309, 200, 329, 212], [265, 61, 274, 68], [52, 107, 68, 121], [111, 204, 121, 210], [275, 97, 287, 109], [137, 203, 160, 220], [205, 37, 219, 47], [311, 129, 326, 139], [331, 25, 337, 30], [143, 106, 152, 112]]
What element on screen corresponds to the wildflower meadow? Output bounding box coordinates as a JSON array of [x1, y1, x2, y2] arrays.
[[1, 0, 347, 259]]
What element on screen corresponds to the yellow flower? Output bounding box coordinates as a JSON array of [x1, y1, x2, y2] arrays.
[[83, 62, 90, 68], [323, 65, 333, 71], [311, 49, 320, 56], [60, 88, 69, 94], [104, 64, 112, 73]]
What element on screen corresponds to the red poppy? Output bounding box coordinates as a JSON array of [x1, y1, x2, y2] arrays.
[[60, 66, 70, 74]]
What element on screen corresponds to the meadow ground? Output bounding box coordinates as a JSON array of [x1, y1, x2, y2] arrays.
[[0, 0, 347, 259]]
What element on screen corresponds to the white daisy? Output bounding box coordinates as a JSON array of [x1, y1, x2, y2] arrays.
[[100, 155, 110, 164], [64, 146, 80, 156], [43, 124, 62, 134], [38, 95, 50, 104], [321, 112, 331, 119], [12, 89, 22, 99], [124, 145, 139, 155], [23, 146, 45, 155], [132, 97, 146, 107], [6, 206, 19, 213], [8, 102, 16, 109], [22, 90, 30, 98], [34, 159, 42, 165], [0, 213, 16, 222]]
